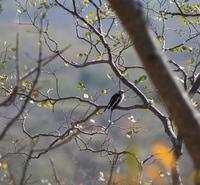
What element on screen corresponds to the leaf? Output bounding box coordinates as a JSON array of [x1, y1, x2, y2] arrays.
[[84, 31, 92, 38], [157, 36, 164, 45], [134, 75, 147, 84], [38, 100, 53, 109], [22, 80, 32, 89], [86, 19, 94, 25], [0, 75, 8, 81], [11, 47, 17, 52], [2, 162, 8, 169], [83, 0, 90, 5], [96, 111, 103, 116], [76, 53, 83, 59], [88, 11, 94, 17], [186, 57, 195, 65], [78, 82, 86, 90], [169, 45, 193, 52], [126, 131, 133, 138], [126, 128, 139, 138]]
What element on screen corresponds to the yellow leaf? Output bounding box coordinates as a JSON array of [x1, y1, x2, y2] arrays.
[[152, 143, 175, 169], [83, 0, 90, 5], [86, 19, 94, 25], [88, 11, 94, 17], [2, 162, 8, 169], [76, 53, 83, 59], [22, 80, 32, 89]]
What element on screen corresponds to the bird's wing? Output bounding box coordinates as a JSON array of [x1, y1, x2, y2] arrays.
[[107, 94, 119, 109], [110, 95, 121, 111]]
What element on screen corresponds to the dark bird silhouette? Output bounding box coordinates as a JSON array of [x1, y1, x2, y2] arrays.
[[104, 90, 124, 112]]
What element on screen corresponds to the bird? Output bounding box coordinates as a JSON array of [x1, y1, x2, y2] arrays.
[[104, 90, 124, 112]]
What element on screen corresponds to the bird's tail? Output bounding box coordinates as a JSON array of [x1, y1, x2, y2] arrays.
[[103, 106, 107, 112]]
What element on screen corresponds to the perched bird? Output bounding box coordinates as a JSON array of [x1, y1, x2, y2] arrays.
[[104, 90, 124, 112]]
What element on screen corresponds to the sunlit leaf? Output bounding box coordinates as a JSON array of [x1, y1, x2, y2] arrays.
[[157, 36, 164, 45], [96, 111, 103, 116], [86, 19, 94, 25], [22, 80, 32, 89], [126, 131, 133, 138], [169, 45, 193, 52], [0, 75, 8, 81], [134, 75, 147, 84], [191, 99, 198, 107], [64, 63, 71, 67]]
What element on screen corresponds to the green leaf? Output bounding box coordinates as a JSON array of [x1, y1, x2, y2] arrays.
[[96, 111, 103, 116], [126, 131, 133, 138], [83, 0, 90, 5], [186, 57, 195, 65], [134, 75, 147, 84], [11, 48, 17, 52]]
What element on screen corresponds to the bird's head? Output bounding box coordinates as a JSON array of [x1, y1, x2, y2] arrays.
[[118, 90, 124, 95]]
